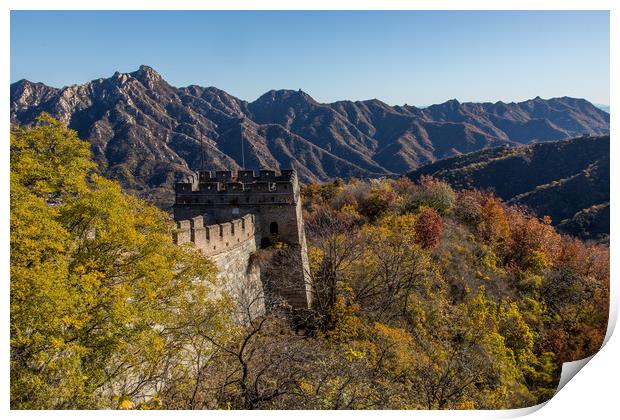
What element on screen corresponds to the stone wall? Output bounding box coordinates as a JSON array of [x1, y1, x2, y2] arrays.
[[174, 214, 265, 319], [174, 214, 256, 257], [173, 168, 312, 312], [209, 235, 264, 321]]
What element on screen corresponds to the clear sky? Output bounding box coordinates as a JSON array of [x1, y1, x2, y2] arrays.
[[10, 10, 610, 106]]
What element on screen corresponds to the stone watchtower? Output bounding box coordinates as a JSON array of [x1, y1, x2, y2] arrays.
[[173, 169, 312, 309]]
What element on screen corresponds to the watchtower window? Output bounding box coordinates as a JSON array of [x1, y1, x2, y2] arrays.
[[269, 222, 279, 235]]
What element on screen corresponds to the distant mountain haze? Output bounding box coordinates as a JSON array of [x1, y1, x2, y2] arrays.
[[10, 65, 610, 208]]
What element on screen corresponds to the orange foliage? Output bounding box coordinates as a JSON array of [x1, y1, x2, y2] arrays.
[[477, 197, 511, 244]]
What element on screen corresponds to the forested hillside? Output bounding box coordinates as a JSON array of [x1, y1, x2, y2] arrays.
[[11, 118, 608, 409], [408, 136, 610, 242]]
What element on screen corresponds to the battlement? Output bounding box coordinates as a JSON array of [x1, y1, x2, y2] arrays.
[[173, 167, 312, 310], [200, 169, 295, 183], [174, 213, 257, 257], [174, 169, 300, 215], [176, 169, 296, 193]]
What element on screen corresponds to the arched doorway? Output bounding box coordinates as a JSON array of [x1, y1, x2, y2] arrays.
[[269, 222, 279, 235]]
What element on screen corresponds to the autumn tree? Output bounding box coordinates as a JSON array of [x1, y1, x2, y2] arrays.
[[349, 214, 436, 322], [305, 206, 364, 330], [401, 176, 457, 216], [414, 207, 443, 249], [357, 183, 397, 221], [10, 115, 231, 409]]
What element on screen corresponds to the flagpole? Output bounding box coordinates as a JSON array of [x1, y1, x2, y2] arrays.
[[241, 120, 245, 169]]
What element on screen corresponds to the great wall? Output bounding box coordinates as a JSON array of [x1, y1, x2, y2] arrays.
[[172, 169, 312, 315]]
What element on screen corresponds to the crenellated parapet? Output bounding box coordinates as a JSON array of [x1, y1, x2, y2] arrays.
[[193, 169, 295, 183], [174, 213, 256, 257], [173, 167, 312, 310], [174, 169, 299, 204]]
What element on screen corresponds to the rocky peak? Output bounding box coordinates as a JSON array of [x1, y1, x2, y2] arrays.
[[112, 71, 131, 86], [129, 65, 164, 90], [254, 89, 317, 107], [10, 79, 58, 109], [247, 89, 321, 126], [425, 98, 463, 119]]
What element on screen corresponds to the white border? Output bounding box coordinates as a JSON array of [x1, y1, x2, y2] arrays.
[[1, 0, 617, 11], [2, 1, 617, 419]]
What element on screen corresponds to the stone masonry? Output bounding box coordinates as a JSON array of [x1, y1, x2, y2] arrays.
[[172, 169, 312, 311]]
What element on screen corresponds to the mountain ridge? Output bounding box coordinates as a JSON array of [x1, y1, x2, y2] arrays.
[[408, 135, 610, 241], [11, 65, 610, 208]]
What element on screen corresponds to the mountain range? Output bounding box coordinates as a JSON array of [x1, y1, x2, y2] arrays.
[[10, 65, 610, 208], [408, 135, 609, 242], [594, 104, 610, 113]]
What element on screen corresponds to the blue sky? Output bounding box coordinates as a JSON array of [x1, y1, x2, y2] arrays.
[[10, 10, 610, 106]]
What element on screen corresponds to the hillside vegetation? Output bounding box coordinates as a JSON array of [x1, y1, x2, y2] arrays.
[[408, 135, 610, 242], [11, 118, 608, 409]]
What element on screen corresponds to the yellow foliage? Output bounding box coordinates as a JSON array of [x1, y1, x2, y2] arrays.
[[10, 117, 229, 409], [340, 203, 359, 215], [344, 348, 365, 362], [327, 295, 363, 342], [118, 397, 133, 410], [308, 246, 325, 275], [299, 381, 315, 395], [456, 400, 477, 410], [528, 250, 549, 274]]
